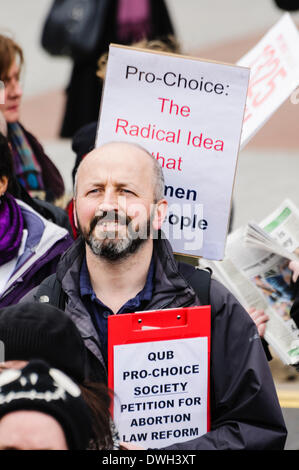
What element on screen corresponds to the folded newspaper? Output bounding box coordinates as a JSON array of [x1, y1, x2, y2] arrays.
[[200, 199, 299, 365]]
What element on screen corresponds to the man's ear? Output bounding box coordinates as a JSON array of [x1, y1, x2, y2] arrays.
[[0, 175, 8, 195], [152, 199, 168, 231], [73, 198, 78, 229]]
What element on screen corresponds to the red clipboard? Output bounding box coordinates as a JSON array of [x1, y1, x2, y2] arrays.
[[108, 305, 211, 440]]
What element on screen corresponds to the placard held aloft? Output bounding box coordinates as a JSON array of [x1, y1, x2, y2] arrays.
[[238, 13, 299, 148]]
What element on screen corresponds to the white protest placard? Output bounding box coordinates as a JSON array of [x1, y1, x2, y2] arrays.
[[113, 337, 209, 449], [238, 13, 299, 148], [96, 45, 249, 260]]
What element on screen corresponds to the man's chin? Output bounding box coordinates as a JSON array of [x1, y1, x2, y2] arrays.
[[87, 234, 148, 261], [4, 108, 20, 123], [87, 238, 128, 261]]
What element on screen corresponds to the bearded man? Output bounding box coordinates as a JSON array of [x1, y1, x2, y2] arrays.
[[22, 141, 287, 450]]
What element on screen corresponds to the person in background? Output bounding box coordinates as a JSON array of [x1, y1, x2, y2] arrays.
[[0, 34, 65, 203], [0, 134, 72, 307], [59, 0, 175, 138], [0, 359, 93, 450], [0, 120, 73, 233], [0, 302, 120, 449]]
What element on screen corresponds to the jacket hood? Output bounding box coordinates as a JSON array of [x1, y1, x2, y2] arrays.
[[2, 199, 71, 294]]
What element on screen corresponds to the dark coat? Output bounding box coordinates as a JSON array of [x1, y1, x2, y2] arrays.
[[273, 0, 299, 10], [290, 277, 299, 328], [27, 236, 287, 450]]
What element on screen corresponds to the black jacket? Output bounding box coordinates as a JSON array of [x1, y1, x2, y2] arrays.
[[28, 236, 287, 450], [290, 277, 299, 328]]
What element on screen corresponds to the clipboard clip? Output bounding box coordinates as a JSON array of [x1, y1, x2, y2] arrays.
[[136, 314, 183, 330]]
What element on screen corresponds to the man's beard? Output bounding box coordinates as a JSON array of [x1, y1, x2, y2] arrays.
[[77, 210, 152, 261]]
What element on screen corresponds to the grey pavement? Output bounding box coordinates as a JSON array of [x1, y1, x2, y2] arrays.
[[283, 408, 299, 450]]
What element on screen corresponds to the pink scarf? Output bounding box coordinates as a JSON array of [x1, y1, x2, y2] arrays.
[[116, 0, 152, 42]]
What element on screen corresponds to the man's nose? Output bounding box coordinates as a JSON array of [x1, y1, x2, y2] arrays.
[[97, 188, 119, 212]]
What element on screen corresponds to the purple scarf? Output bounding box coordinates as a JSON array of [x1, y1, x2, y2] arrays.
[[116, 0, 152, 42], [0, 193, 24, 265]]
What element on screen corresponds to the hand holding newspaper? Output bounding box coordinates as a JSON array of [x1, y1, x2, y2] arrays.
[[244, 222, 298, 262], [201, 199, 299, 366]]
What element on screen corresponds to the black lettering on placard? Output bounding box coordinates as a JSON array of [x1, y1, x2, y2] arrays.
[[178, 397, 201, 406], [148, 350, 174, 361], [134, 382, 187, 396], [122, 433, 148, 442], [164, 184, 197, 201], [121, 399, 175, 412], [130, 413, 191, 427], [123, 364, 200, 380], [151, 427, 199, 440]]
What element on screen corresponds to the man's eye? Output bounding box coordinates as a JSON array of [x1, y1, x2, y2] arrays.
[[87, 188, 100, 194], [120, 189, 133, 195]]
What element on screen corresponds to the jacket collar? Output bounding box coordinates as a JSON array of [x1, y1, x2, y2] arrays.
[[57, 234, 197, 310]]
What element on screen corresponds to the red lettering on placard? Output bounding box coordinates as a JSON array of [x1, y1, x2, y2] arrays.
[[158, 97, 191, 117], [115, 118, 181, 143], [152, 151, 183, 171], [244, 42, 288, 123], [186, 131, 224, 151], [115, 118, 224, 153], [252, 66, 286, 107]]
